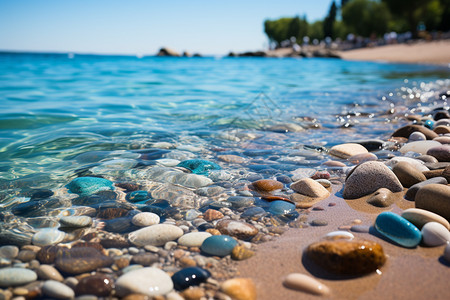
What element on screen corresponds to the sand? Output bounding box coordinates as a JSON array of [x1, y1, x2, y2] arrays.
[[340, 40, 450, 66], [235, 184, 450, 300]]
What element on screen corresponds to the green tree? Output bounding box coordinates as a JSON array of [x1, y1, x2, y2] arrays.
[[308, 20, 324, 40], [342, 0, 391, 37], [323, 1, 338, 38], [381, 0, 441, 35], [264, 17, 309, 47], [439, 0, 450, 31]]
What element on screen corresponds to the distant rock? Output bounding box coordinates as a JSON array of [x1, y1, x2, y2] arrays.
[[157, 47, 180, 57], [238, 51, 267, 57]]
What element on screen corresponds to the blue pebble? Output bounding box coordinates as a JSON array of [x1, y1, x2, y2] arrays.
[[268, 200, 295, 216], [177, 159, 221, 175], [171, 267, 211, 290], [125, 190, 151, 203], [66, 177, 114, 196], [424, 119, 434, 129], [375, 211, 422, 248], [201, 235, 237, 257]]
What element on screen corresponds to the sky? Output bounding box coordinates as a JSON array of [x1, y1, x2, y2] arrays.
[[0, 0, 333, 56]]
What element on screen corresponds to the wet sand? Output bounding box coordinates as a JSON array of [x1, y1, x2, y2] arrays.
[[340, 40, 450, 66], [236, 184, 450, 300]]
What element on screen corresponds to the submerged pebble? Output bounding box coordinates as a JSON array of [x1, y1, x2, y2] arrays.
[[201, 235, 237, 257], [0, 268, 37, 287], [66, 177, 114, 196], [177, 159, 221, 175], [115, 267, 173, 297], [128, 224, 183, 246]]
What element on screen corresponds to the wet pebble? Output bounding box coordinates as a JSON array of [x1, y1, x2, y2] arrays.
[[66, 177, 114, 196], [408, 131, 426, 142], [226, 196, 254, 209], [201, 235, 237, 257], [177, 159, 221, 175], [178, 232, 212, 247], [251, 179, 283, 192], [399, 140, 442, 155], [0, 245, 19, 259], [405, 177, 448, 201], [415, 184, 450, 221], [115, 267, 174, 297], [306, 239, 386, 275], [401, 208, 450, 230], [218, 154, 246, 164], [348, 152, 378, 165], [343, 161, 403, 199], [171, 267, 211, 290], [42, 280, 74, 299], [310, 219, 328, 226], [128, 224, 183, 246], [391, 124, 438, 140], [131, 253, 159, 266], [74, 274, 114, 297], [32, 228, 65, 247], [0, 268, 37, 287], [421, 222, 450, 246], [231, 245, 255, 260], [203, 209, 224, 221], [375, 212, 422, 248], [329, 143, 368, 159], [290, 178, 329, 198], [55, 247, 114, 275], [268, 200, 295, 216], [17, 249, 36, 262], [366, 188, 395, 207], [221, 278, 256, 300], [131, 212, 160, 227], [37, 264, 64, 281], [283, 273, 330, 296], [216, 219, 259, 240], [324, 231, 354, 240], [59, 216, 93, 228]]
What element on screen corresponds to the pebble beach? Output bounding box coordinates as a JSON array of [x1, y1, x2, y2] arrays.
[[0, 51, 449, 300]]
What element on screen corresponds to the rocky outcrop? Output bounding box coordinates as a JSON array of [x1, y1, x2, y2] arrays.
[[156, 47, 181, 57]]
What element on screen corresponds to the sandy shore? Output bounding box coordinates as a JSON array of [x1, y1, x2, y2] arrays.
[[340, 40, 450, 66], [236, 184, 450, 300]]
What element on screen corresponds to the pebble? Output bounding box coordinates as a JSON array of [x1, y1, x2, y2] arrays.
[[66, 176, 114, 196], [131, 212, 160, 227], [32, 228, 65, 247], [427, 145, 450, 162], [216, 220, 259, 240], [201, 235, 237, 257], [306, 239, 386, 275], [251, 179, 283, 192], [177, 159, 221, 175], [399, 140, 442, 155], [283, 273, 330, 296], [375, 212, 422, 248], [391, 124, 438, 140], [131, 253, 159, 266], [329, 143, 368, 159], [366, 188, 395, 207], [0, 245, 19, 259], [434, 136, 450, 144], [347, 152, 378, 165], [290, 178, 330, 198], [343, 161, 403, 199], [42, 280, 75, 299], [128, 224, 184, 247], [417, 154, 439, 163], [171, 267, 211, 290], [231, 245, 255, 260], [433, 125, 450, 134], [55, 247, 114, 275], [116, 267, 174, 297], [408, 131, 426, 142], [421, 222, 450, 246], [268, 200, 295, 215], [17, 250, 36, 262], [405, 177, 448, 201], [74, 274, 114, 297], [324, 231, 354, 240], [392, 161, 426, 187], [310, 219, 328, 226], [415, 184, 450, 221], [401, 208, 450, 230], [178, 232, 212, 247], [217, 154, 246, 164], [203, 209, 224, 221], [221, 278, 257, 300], [59, 216, 93, 228], [226, 196, 255, 208], [0, 268, 37, 287], [385, 156, 429, 172], [37, 264, 64, 281]]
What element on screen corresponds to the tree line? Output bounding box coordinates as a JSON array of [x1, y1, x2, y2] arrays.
[[264, 0, 450, 47]]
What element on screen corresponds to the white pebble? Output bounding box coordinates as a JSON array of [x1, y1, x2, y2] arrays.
[[283, 273, 330, 296], [324, 231, 354, 240], [131, 212, 160, 227], [421, 222, 450, 246], [42, 280, 75, 299]]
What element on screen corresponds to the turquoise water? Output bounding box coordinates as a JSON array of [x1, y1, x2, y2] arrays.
[[0, 52, 449, 202]]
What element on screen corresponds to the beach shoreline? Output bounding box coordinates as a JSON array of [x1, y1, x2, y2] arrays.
[[339, 40, 450, 66]]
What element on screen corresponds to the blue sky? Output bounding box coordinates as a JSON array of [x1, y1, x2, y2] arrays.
[[0, 0, 333, 55]]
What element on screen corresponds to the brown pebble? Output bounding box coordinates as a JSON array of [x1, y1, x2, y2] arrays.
[[221, 278, 257, 300], [74, 273, 114, 297], [231, 245, 255, 261], [251, 179, 283, 192], [114, 257, 130, 269], [36, 245, 64, 264], [206, 229, 221, 236], [203, 209, 224, 221], [179, 256, 197, 267], [131, 253, 159, 266], [122, 294, 151, 300], [307, 239, 386, 275], [328, 202, 336, 207], [173, 249, 185, 259], [17, 250, 36, 262], [312, 206, 325, 211], [391, 124, 438, 140], [181, 287, 205, 300], [366, 188, 395, 207]]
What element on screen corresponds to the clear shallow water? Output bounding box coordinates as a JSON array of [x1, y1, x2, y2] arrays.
[[0, 52, 449, 208]]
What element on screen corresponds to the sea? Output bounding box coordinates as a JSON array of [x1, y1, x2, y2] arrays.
[[0, 52, 449, 223]]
